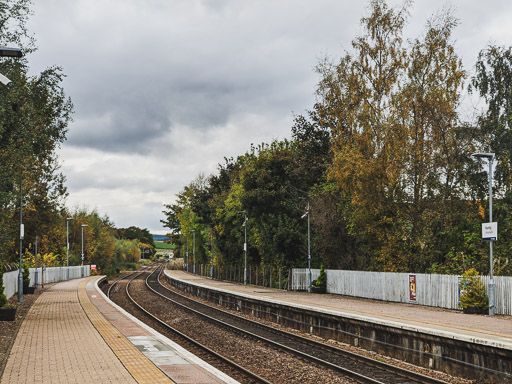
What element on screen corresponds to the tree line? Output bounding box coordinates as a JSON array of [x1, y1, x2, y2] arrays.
[[0, 0, 154, 275], [162, 0, 512, 276]]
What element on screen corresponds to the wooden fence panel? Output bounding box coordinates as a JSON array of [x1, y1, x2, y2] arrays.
[[291, 269, 512, 315]]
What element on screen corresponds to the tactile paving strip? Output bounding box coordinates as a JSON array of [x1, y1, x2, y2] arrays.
[[78, 278, 174, 384]]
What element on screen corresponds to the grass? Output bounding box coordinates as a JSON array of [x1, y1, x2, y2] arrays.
[[154, 241, 175, 250]]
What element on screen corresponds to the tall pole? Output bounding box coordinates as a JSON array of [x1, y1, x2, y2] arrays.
[[191, 230, 196, 274], [472, 152, 495, 317], [307, 202, 312, 293], [185, 236, 189, 272], [489, 157, 495, 316], [35, 232, 38, 289], [81, 224, 88, 278], [66, 217, 72, 280], [210, 229, 214, 279], [239, 211, 247, 285], [3, 46, 24, 302], [81, 224, 88, 266], [18, 180, 23, 303], [302, 203, 312, 293]]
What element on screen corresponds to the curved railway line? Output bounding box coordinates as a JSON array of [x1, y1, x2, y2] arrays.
[[106, 266, 270, 384], [106, 264, 452, 384]]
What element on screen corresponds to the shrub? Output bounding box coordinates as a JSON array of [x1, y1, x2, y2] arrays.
[[315, 264, 327, 292], [0, 262, 7, 307], [459, 268, 489, 312], [22, 262, 30, 287]]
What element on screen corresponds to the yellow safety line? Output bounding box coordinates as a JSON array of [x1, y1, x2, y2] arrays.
[[78, 278, 175, 384]]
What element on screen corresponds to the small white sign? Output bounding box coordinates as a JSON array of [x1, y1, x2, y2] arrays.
[[482, 222, 498, 241]]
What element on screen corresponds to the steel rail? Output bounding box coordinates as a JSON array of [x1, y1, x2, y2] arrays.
[[106, 270, 142, 298], [124, 265, 271, 384], [150, 266, 449, 384]]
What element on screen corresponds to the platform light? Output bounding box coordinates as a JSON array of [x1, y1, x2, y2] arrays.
[[471, 152, 495, 316]]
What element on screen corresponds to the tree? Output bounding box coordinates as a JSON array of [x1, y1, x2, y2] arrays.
[[315, 0, 474, 271], [471, 45, 512, 276], [0, 0, 73, 263], [471, 45, 512, 193]]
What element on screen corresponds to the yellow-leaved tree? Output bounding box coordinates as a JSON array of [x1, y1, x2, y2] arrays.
[[316, 0, 474, 271]]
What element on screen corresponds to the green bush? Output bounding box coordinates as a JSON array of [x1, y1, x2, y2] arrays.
[[315, 264, 327, 292], [22, 262, 30, 289], [459, 268, 489, 311], [0, 262, 7, 307]]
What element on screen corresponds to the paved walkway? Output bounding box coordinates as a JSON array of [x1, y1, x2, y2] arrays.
[[0, 276, 236, 384], [166, 270, 512, 350], [0, 278, 139, 384]]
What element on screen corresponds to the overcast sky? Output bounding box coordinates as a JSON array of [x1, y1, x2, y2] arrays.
[[26, 1, 512, 234]]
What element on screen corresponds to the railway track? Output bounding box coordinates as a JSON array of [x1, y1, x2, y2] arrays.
[[107, 265, 270, 384], [146, 265, 450, 384]]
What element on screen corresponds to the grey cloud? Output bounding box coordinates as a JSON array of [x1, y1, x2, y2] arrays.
[[30, 0, 512, 233]]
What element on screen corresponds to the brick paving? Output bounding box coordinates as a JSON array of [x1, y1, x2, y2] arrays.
[[0, 278, 138, 384], [0, 274, 240, 384], [78, 279, 173, 384], [84, 279, 228, 383]]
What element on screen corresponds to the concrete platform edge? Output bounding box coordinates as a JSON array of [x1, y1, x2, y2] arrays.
[[165, 270, 512, 351], [93, 276, 240, 384]]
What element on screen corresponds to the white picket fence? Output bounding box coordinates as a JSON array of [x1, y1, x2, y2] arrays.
[[291, 268, 512, 315], [2, 266, 91, 300]]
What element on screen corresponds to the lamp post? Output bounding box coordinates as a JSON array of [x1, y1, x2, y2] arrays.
[[471, 152, 495, 316], [66, 217, 73, 280], [5, 46, 24, 302], [17, 165, 34, 302], [18, 179, 24, 303], [301, 202, 312, 293], [34, 231, 38, 289], [190, 230, 196, 274], [210, 229, 214, 279], [0, 46, 23, 86], [238, 211, 248, 285], [81, 224, 88, 278], [185, 234, 189, 272]]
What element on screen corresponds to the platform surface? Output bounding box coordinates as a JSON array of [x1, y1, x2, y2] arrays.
[[0, 276, 238, 384], [166, 269, 512, 350]]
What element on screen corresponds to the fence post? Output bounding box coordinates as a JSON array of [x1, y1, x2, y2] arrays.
[[270, 268, 273, 288], [279, 269, 282, 290], [263, 266, 266, 287]]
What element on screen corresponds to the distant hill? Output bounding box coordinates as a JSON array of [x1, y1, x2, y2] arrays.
[[153, 234, 172, 242]]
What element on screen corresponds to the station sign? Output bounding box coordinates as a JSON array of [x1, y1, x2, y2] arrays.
[[482, 222, 498, 241]]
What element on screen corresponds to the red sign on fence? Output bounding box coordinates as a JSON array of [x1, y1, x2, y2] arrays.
[[409, 274, 416, 302], [91, 265, 96, 271]]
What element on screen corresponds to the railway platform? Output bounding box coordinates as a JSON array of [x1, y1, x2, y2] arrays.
[[165, 269, 512, 381], [165, 269, 512, 345], [0, 276, 238, 384]]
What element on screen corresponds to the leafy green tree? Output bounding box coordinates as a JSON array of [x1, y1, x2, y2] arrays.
[[471, 45, 512, 193], [0, 0, 73, 263]]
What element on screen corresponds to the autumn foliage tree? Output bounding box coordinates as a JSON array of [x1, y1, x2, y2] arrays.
[[162, 0, 510, 276], [315, 0, 480, 271]]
